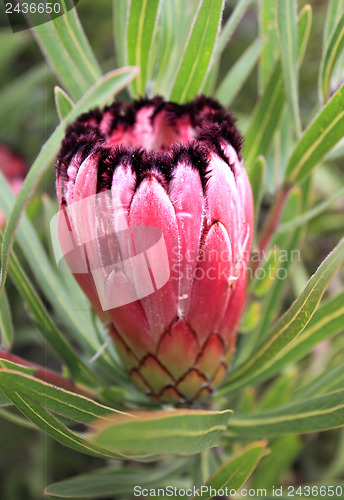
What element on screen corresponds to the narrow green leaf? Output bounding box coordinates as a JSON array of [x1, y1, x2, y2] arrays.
[[277, 0, 302, 137], [296, 361, 344, 401], [320, 12, 344, 103], [258, 370, 297, 411], [236, 387, 256, 415], [154, 1, 198, 95], [58, 0, 102, 78], [244, 4, 312, 166], [0, 369, 123, 424], [125, 0, 161, 96], [221, 237, 344, 395], [169, 0, 225, 103], [0, 290, 13, 349], [0, 67, 138, 299], [30, 0, 102, 100], [0, 391, 11, 407], [258, 0, 279, 91], [273, 108, 292, 185], [55, 86, 74, 121], [227, 389, 344, 437], [285, 84, 344, 183], [216, 37, 266, 107], [0, 359, 35, 375], [0, 384, 123, 459], [45, 459, 191, 499], [323, 0, 344, 45], [92, 410, 232, 457], [248, 156, 266, 229], [241, 290, 344, 390], [214, 0, 253, 58], [195, 441, 267, 499], [250, 435, 301, 491], [113, 0, 129, 67], [277, 186, 344, 234]]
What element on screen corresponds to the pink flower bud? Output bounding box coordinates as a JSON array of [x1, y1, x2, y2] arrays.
[[56, 97, 253, 404], [0, 144, 28, 228]]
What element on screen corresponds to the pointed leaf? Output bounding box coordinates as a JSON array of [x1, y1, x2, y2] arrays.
[[125, 0, 161, 96], [0, 368, 123, 424], [258, 0, 279, 91], [323, 0, 344, 46], [277, 0, 302, 137], [29, 0, 102, 100], [250, 435, 302, 491], [55, 86, 74, 121], [45, 459, 190, 499], [244, 4, 312, 166], [0, 384, 123, 459], [319, 12, 344, 103], [241, 290, 344, 391], [0, 290, 13, 349], [195, 441, 267, 499], [227, 389, 344, 437], [92, 409, 232, 457], [113, 0, 129, 67], [285, 84, 344, 183], [169, 0, 225, 102]]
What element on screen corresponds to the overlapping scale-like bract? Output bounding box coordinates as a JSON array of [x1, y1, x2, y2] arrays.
[[56, 96, 253, 404]]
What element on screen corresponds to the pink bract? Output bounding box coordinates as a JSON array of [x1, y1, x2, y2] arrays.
[[56, 96, 253, 404]]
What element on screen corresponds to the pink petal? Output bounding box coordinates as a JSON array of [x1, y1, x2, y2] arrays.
[[205, 153, 240, 262], [128, 176, 179, 340], [218, 265, 248, 345], [186, 221, 233, 345], [106, 271, 155, 357], [168, 162, 204, 317]]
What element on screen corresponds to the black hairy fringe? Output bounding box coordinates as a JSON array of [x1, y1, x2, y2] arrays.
[[56, 96, 243, 193]]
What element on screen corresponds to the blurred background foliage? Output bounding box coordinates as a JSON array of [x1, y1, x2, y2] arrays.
[[0, 0, 343, 498]]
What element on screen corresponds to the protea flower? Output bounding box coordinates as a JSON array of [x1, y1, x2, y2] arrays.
[[0, 144, 28, 228], [55, 96, 253, 404]]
